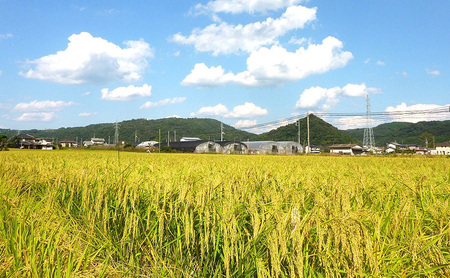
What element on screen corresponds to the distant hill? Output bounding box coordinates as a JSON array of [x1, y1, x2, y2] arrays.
[[0, 118, 256, 144], [345, 120, 450, 146], [256, 114, 360, 146], [2, 116, 448, 147]]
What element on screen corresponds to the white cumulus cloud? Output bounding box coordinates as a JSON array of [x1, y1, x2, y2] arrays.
[[13, 100, 76, 112], [79, 112, 97, 117], [333, 116, 385, 130], [234, 119, 257, 128], [190, 103, 229, 117], [101, 84, 152, 101], [191, 102, 267, 118], [20, 32, 153, 84], [173, 5, 316, 56], [0, 33, 13, 39], [182, 37, 352, 87], [140, 97, 186, 109], [386, 103, 450, 123], [16, 112, 56, 122], [166, 115, 181, 118], [192, 0, 303, 14], [426, 68, 441, 76], [296, 83, 379, 110], [224, 102, 268, 118]]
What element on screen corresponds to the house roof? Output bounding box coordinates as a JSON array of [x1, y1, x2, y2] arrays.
[[437, 142, 450, 147], [18, 133, 35, 140], [329, 144, 362, 150]]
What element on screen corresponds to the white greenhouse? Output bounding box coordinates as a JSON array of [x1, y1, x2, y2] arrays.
[[218, 141, 248, 154], [277, 141, 303, 155], [246, 141, 279, 155], [156, 141, 222, 153]]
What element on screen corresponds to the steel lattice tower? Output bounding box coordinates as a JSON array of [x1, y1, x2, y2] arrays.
[[363, 94, 375, 150]]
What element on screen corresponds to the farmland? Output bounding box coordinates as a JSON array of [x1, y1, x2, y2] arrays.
[[1, 150, 449, 277]]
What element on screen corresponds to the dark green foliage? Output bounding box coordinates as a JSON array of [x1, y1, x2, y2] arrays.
[[256, 114, 360, 145], [345, 120, 450, 145], [0, 134, 8, 151], [0, 118, 255, 144]]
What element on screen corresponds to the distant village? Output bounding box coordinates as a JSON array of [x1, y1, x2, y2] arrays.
[[9, 133, 450, 156]]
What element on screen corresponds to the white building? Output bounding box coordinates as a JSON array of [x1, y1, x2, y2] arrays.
[[435, 142, 450, 155], [136, 141, 159, 148], [329, 144, 363, 155], [83, 138, 106, 147]]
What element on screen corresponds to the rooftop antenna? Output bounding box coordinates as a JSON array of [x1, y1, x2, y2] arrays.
[[363, 93, 376, 150]]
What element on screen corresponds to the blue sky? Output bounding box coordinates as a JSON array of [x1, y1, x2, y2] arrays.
[[1, 0, 449, 133]]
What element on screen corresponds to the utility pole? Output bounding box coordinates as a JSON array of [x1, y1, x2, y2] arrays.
[[135, 130, 138, 143], [167, 131, 170, 146], [174, 130, 177, 142], [220, 123, 224, 141], [158, 129, 161, 153], [114, 122, 119, 145], [307, 113, 310, 153], [295, 119, 301, 144]]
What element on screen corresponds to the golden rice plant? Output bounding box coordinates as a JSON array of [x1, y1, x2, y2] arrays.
[[0, 150, 449, 277]]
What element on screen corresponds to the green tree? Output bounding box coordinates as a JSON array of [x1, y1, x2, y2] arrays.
[[419, 132, 435, 148], [7, 136, 21, 148], [0, 134, 9, 151]]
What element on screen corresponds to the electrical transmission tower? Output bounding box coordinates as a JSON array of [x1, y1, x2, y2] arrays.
[[363, 94, 375, 150]]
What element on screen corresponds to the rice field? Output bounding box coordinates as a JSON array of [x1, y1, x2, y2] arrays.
[[0, 150, 449, 277]]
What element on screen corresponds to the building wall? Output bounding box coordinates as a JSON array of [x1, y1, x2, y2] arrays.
[[330, 149, 353, 155], [436, 146, 450, 155]]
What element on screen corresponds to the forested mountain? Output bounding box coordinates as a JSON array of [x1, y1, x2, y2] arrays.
[[345, 120, 450, 146], [257, 114, 360, 146], [0, 118, 255, 144]]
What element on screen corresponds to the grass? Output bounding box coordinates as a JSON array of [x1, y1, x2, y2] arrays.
[[0, 150, 449, 277]]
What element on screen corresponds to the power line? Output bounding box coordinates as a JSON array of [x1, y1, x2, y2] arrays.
[[239, 106, 450, 131]]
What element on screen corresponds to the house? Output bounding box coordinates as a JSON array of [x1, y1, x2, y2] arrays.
[[217, 141, 247, 154], [435, 142, 450, 155], [329, 144, 363, 155], [17, 134, 54, 150], [156, 141, 222, 153], [387, 142, 419, 152], [60, 139, 78, 148], [83, 138, 106, 147], [304, 145, 321, 154]]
